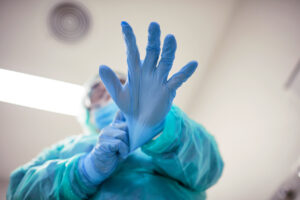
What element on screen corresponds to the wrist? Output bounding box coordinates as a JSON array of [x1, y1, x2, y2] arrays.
[[79, 153, 106, 185], [128, 119, 165, 151], [142, 106, 180, 154]]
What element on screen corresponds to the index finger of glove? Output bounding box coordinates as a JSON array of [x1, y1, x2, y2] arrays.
[[100, 127, 129, 146]]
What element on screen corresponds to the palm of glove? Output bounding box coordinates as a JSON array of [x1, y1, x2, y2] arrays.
[[92, 122, 129, 174], [99, 22, 198, 151], [135, 74, 173, 126]]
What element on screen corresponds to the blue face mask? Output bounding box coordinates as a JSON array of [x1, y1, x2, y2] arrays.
[[93, 102, 119, 130]]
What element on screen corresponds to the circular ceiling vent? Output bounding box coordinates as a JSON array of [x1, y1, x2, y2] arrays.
[[48, 2, 91, 42]]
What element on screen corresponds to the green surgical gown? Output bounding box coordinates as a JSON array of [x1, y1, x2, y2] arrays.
[[7, 106, 224, 200]]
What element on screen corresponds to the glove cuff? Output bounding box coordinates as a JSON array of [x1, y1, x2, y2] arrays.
[[79, 153, 107, 185], [142, 106, 181, 154], [128, 119, 165, 151]]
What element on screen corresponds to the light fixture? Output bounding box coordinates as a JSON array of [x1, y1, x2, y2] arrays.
[[48, 1, 91, 42], [0, 68, 84, 116]]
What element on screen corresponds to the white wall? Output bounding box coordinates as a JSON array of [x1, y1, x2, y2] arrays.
[[193, 0, 300, 199]]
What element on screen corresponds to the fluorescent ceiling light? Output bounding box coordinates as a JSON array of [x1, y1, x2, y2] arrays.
[[0, 68, 84, 116]]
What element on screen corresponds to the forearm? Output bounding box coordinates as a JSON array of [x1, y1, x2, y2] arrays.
[[142, 105, 224, 191], [7, 154, 99, 200]]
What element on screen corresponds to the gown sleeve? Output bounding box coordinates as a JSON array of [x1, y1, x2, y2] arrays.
[[141, 105, 224, 192], [7, 134, 99, 200]]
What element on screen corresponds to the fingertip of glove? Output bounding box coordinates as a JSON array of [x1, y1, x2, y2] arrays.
[[163, 34, 177, 50], [121, 21, 132, 34], [121, 21, 129, 26], [149, 22, 160, 33], [99, 65, 109, 75], [190, 60, 198, 68], [99, 65, 113, 82], [98, 65, 104, 77], [186, 61, 198, 75], [165, 34, 176, 42]]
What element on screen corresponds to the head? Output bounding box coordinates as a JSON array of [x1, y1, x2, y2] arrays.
[[81, 73, 126, 134]]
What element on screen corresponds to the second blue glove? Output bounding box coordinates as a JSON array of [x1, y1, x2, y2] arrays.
[[80, 112, 129, 184]]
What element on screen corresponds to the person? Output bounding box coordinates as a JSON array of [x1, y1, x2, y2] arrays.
[[7, 21, 224, 200]]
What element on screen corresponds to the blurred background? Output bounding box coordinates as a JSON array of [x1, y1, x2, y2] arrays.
[[0, 0, 300, 199]]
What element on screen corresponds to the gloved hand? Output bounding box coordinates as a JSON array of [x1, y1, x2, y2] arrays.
[[99, 21, 198, 151], [80, 112, 129, 185]]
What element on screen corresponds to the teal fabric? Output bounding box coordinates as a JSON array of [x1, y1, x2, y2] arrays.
[[7, 106, 224, 200]]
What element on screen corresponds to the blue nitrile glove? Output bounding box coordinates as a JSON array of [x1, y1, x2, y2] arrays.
[[80, 112, 129, 185], [99, 21, 198, 151]]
